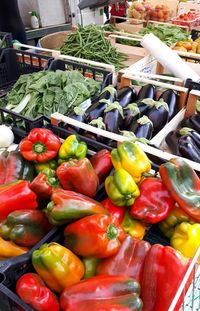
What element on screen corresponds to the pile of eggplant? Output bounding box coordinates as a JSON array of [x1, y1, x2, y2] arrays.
[[67, 84, 178, 143], [166, 103, 200, 163]]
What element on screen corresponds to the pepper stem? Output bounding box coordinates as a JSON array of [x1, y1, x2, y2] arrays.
[[107, 223, 119, 240], [46, 201, 55, 212], [33, 142, 46, 154]]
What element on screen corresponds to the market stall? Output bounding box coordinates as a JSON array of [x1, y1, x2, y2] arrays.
[[0, 1, 200, 311]]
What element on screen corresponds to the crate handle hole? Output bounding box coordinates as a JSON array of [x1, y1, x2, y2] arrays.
[[0, 272, 5, 284]]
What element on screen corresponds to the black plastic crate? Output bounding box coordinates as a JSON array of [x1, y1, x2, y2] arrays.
[[0, 48, 52, 95], [0, 32, 12, 50], [48, 58, 113, 91], [0, 227, 62, 311], [0, 108, 172, 310], [0, 108, 112, 153], [0, 223, 170, 311], [185, 78, 200, 92], [191, 29, 200, 41]]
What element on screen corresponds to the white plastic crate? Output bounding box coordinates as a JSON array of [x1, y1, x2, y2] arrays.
[[18, 0, 67, 27]]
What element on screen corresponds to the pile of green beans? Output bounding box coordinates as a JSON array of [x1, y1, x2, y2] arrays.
[[60, 25, 127, 70]]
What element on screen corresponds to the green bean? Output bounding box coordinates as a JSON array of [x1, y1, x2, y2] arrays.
[[60, 25, 127, 70]]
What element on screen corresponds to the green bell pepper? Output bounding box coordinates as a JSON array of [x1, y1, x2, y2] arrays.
[[105, 168, 140, 206], [58, 135, 88, 163]]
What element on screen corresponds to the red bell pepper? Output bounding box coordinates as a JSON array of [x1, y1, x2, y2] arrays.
[[90, 149, 113, 183], [141, 244, 191, 311], [130, 177, 175, 224], [64, 214, 126, 258], [97, 235, 151, 283], [60, 275, 143, 311], [16, 273, 59, 311], [56, 158, 99, 198], [66, 306, 132, 311], [159, 158, 200, 222], [30, 169, 60, 199], [19, 128, 61, 163], [45, 189, 107, 225], [0, 210, 51, 247], [0, 150, 34, 185], [0, 181, 38, 221], [101, 198, 126, 223]]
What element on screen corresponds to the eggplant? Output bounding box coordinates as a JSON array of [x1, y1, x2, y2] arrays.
[[123, 103, 140, 130], [178, 135, 200, 163], [158, 89, 178, 121], [129, 115, 153, 140], [165, 130, 180, 154], [179, 127, 200, 149], [186, 114, 200, 133], [85, 86, 117, 122], [179, 114, 200, 133], [137, 98, 155, 116], [146, 99, 169, 135], [65, 112, 86, 133], [117, 87, 137, 108], [137, 84, 156, 101], [103, 102, 123, 134]]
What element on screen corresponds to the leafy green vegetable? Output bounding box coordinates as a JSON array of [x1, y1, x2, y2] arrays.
[[0, 70, 101, 119], [139, 24, 189, 46], [111, 24, 189, 47]]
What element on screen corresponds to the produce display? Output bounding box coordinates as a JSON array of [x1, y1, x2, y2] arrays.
[[1, 7, 200, 309], [172, 11, 200, 27], [173, 37, 200, 53], [60, 25, 127, 70], [128, 1, 152, 20], [114, 24, 189, 48], [0, 70, 101, 118], [149, 4, 172, 22], [165, 102, 200, 162], [78, 84, 179, 141], [0, 124, 199, 310], [139, 24, 189, 46]]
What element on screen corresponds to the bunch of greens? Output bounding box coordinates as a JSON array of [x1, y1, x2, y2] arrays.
[[1, 70, 100, 118], [102, 24, 118, 32], [139, 24, 189, 46], [102, 24, 189, 47], [60, 24, 127, 71]]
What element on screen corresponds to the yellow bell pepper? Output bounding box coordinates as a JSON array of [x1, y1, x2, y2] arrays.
[[171, 222, 200, 262], [121, 210, 146, 240], [111, 141, 151, 183], [159, 205, 195, 239], [0, 237, 29, 259]]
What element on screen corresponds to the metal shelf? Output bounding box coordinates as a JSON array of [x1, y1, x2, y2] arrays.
[[26, 23, 71, 43]]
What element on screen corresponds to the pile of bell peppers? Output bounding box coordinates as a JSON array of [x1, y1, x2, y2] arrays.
[[0, 126, 199, 311], [0, 128, 114, 259]]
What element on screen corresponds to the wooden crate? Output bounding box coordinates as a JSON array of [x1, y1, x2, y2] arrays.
[[115, 21, 143, 33], [150, 89, 200, 162], [120, 72, 188, 111], [108, 33, 148, 67]]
